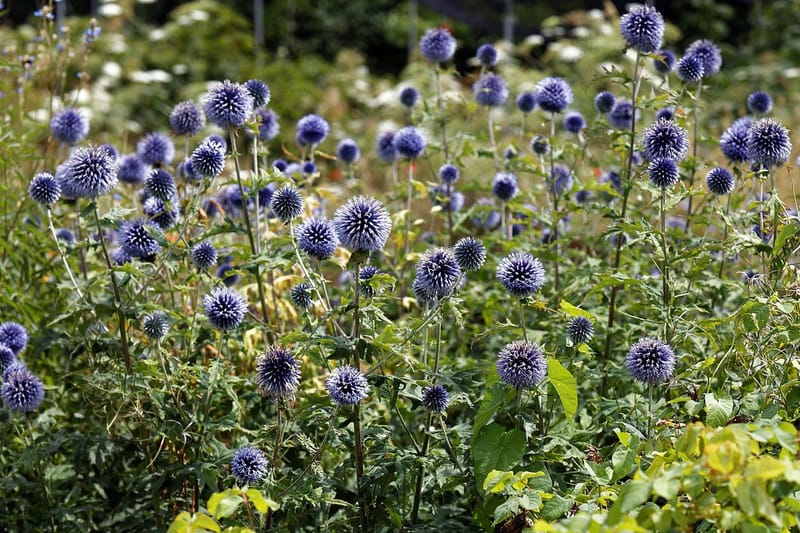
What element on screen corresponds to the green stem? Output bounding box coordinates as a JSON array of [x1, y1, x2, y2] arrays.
[[684, 80, 702, 233], [549, 113, 560, 298], [519, 300, 528, 342], [46, 208, 84, 300], [351, 262, 368, 530], [647, 383, 654, 440], [660, 189, 671, 343], [405, 162, 413, 258]]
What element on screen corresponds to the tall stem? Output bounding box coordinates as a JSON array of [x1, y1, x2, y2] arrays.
[[405, 162, 413, 257], [434, 66, 450, 161], [548, 114, 561, 299], [46, 208, 83, 300], [351, 262, 368, 530], [519, 300, 528, 342], [647, 383, 654, 439], [660, 189, 671, 342], [684, 80, 703, 232]]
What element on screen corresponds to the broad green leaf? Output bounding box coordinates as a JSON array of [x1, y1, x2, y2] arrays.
[[473, 423, 526, 493], [473, 383, 515, 441], [559, 300, 593, 319], [705, 393, 734, 427], [246, 488, 278, 513], [483, 470, 514, 494], [607, 480, 652, 525], [192, 513, 222, 532], [547, 357, 578, 420], [167, 512, 192, 533], [208, 490, 243, 519]]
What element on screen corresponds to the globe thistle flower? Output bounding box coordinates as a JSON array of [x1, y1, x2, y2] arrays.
[[296, 217, 338, 260], [257, 184, 276, 209], [302, 161, 317, 175], [653, 49, 676, 73], [608, 100, 634, 130], [29, 172, 61, 205], [439, 164, 459, 185], [473, 74, 508, 107], [204, 80, 253, 130], [50, 107, 88, 144], [625, 337, 675, 384], [143, 196, 179, 230], [359, 265, 382, 298], [243, 79, 270, 109], [516, 91, 536, 114], [376, 131, 397, 163], [454, 236, 486, 271], [497, 252, 545, 298], [530, 135, 549, 155], [337, 138, 360, 165], [476, 43, 498, 67], [120, 218, 162, 259], [55, 228, 76, 245], [619, 4, 664, 53], [393, 126, 426, 159], [431, 186, 464, 213], [747, 118, 792, 168], [676, 55, 704, 83], [496, 341, 546, 389], [534, 77, 573, 114], [0, 344, 15, 375], [594, 91, 615, 114], [257, 109, 279, 141], [326, 365, 369, 405], [421, 384, 450, 412], [705, 167, 735, 196], [230, 446, 269, 486], [414, 248, 462, 300], [270, 186, 304, 224], [169, 101, 205, 136], [112, 247, 132, 265], [60, 146, 118, 198], [419, 27, 456, 63], [145, 168, 177, 201], [685, 39, 722, 76], [136, 132, 175, 166], [191, 139, 226, 178], [142, 311, 169, 340], [289, 282, 313, 309], [492, 172, 518, 202], [719, 117, 751, 164], [399, 86, 419, 108], [656, 107, 675, 122], [1, 367, 44, 412], [641, 119, 689, 162], [747, 91, 772, 115], [256, 345, 300, 399], [566, 316, 594, 345], [296, 114, 329, 146], [647, 158, 679, 189], [472, 198, 501, 230], [550, 164, 574, 196], [333, 196, 392, 252], [564, 111, 586, 134], [216, 262, 239, 287], [206, 134, 228, 151], [2, 360, 27, 384], [204, 286, 248, 330], [191, 241, 218, 270]]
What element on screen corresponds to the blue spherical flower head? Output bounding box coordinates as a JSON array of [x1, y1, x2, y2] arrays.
[[497, 252, 545, 298], [376, 131, 397, 163], [112, 247, 132, 265], [296, 114, 330, 146], [204, 286, 247, 330], [55, 228, 76, 245], [327, 365, 368, 405], [550, 164, 574, 196], [302, 161, 317, 175], [2, 367, 44, 412], [656, 107, 675, 121], [648, 158, 679, 189], [296, 217, 339, 260], [720, 117, 751, 164], [653, 49, 676, 74], [625, 337, 675, 384], [419, 27, 456, 63], [492, 172, 518, 202], [216, 263, 240, 287], [2, 360, 28, 382], [191, 241, 218, 270], [431, 185, 464, 213], [496, 340, 546, 389], [270, 186, 304, 224], [530, 135, 549, 156], [414, 248, 462, 300], [337, 138, 360, 165], [677, 55, 704, 83], [608, 100, 634, 129], [117, 154, 145, 185], [747, 118, 792, 168], [29, 172, 61, 205], [359, 265, 382, 298], [399, 86, 419, 108], [476, 43, 498, 67], [454, 236, 486, 271], [191, 139, 226, 178], [100, 144, 118, 160], [439, 164, 459, 185], [61, 146, 118, 198], [472, 198, 501, 230], [145, 168, 177, 201], [564, 111, 586, 134], [534, 77, 573, 114], [169, 101, 205, 136], [120, 218, 162, 259], [422, 384, 450, 412], [137, 132, 175, 166], [50, 107, 88, 144], [289, 282, 313, 309], [747, 91, 772, 115], [393, 126, 426, 159], [257, 109, 280, 141], [230, 446, 269, 485], [143, 196, 179, 230], [474, 74, 509, 107], [594, 91, 615, 114], [333, 196, 392, 252], [706, 167, 735, 195], [142, 311, 169, 340], [256, 345, 300, 399], [0, 323, 26, 355], [619, 4, 664, 53], [0, 344, 15, 375], [641, 119, 689, 162], [567, 316, 594, 345], [244, 79, 270, 109], [685, 39, 722, 76], [204, 80, 253, 130], [516, 91, 537, 114]]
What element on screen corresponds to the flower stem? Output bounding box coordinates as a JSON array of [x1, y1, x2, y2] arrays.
[[434, 66, 450, 161], [647, 383, 654, 439], [519, 300, 528, 342], [405, 162, 413, 258], [549, 113, 561, 299], [351, 262, 368, 530], [684, 80, 703, 232], [660, 189, 671, 342], [46, 208, 84, 300]]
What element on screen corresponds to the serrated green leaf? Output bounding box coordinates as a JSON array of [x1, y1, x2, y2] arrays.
[[474, 424, 526, 493], [559, 300, 593, 319]]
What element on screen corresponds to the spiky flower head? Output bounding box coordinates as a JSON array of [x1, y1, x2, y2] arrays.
[[256, 345, 300, 399], [289, 283, 313, 309], [421, 384, 450, 412], [337, 138, 360, 165], [169, 101, 205, 136], [419, 27, 456, 63], [516, 91, 537, 113], [747, 91, 772, 115], [550, 164, 574, 196], [303, 161, 317, 175], [641, 119, 689, 162], [55, 228, 76, 245], [145, 168, 177, 201], [137, 132, 175, 166], [393, 126, 426, 159], [1, 367, 44, 412], [685, 39, 722, 76], [474, 74, 508, 107], [454, 236, 486, 271], [647, 158, 679, 189], [359, 265, 382, 298], [530, 135, 549, 155], [257, 109, 280, 141], [653, 49, 676, 73], [564, 111, 586, 134], [60, 146, 118, 198], [492, 172, 518, 202], [230, 446, 269, 486], [625, 337, 675, 384], [534, 77, 573, 114], [656, 107, 675, 121], [676, 55, 704, 83], [204, 286, 247, 330], [204, 80, 253, 130], [567, 316, 594, 345], [333, 196, 392, 252], [608, 100, 634, 129], [243, 79, 270, 109], [376, 131, 397, 163], [143, 196, 179, 230], [747, 118, 792, 168], [296, 114, 330, 146], [327, 365, 368, 405], [476, 43, 498, 66], [296, 217, 338, 260], [120, 218, 162, 259], [439, 164, 459, 185], [720, 117, 752, 164], [706, 167, 735, 195], [496, 341, 546, 389], [191, 241, 218, 270], [619, 4, 664, 53], [270, 186, 304, 224], [50, 107, 89, 144], [0, 344, 15, 375], [191, 139, 226, 178], [594, 91, 615, 113], [117, 154, 145, 185], [142, 311, 169, 340], [497, 252, 545, 298], [399, 86, 419, 107], [29, 172, 61, 205], [414, 248, 462, 300]]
